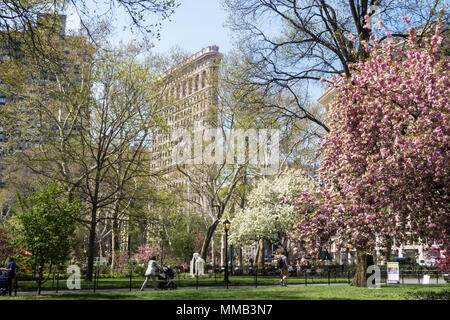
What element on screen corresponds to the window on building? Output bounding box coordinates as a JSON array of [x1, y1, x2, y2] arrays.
[[201, 71, 206, 88]]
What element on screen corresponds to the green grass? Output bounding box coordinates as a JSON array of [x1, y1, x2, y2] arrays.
[[14, 273, 351, 292], [2, 284, 449, 300]]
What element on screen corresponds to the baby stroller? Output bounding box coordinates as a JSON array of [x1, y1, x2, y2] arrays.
[[157, 266, 177, 290]]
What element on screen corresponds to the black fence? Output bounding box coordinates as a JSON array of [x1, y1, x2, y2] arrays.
[[5, 265, 449, 295]]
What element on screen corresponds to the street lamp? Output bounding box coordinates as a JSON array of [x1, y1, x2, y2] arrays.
[[223, 218, 231, 287]]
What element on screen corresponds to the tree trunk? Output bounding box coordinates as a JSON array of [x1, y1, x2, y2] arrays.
[[238, 247, 243, 268], [257, 239, 265, 269], [220, 234, 225, 266], [384, 239, 392, 265], [255, 242, 259, 267], [85, 206, 98, 282], [127, 219, 132, 258], [110, 222, 116, 274], [37, 279, 42, 295], [200, 219, 220, 261], [351, 250, 368, 287], [36, 265, 44, 295], [211, 236, 215, 269], [110, 206, 120, 274]]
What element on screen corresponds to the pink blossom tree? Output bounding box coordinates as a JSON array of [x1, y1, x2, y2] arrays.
[[112, 251, 129, 274], [132, 244, 161, 265], [289, 11, 449, 286]]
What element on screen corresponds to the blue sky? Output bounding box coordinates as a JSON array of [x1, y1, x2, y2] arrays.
[[65, 0, 323, 100], [66, 0, 234, 55], [151, 0, 233, 55]]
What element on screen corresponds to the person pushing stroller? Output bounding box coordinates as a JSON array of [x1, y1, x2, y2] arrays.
[[140, 256, 161, 291]]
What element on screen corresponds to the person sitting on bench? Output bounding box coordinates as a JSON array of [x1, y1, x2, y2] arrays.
[[0, 257, 16, 296]]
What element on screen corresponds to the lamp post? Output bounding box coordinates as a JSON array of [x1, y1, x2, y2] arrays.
[[223, 218, 231, 287]]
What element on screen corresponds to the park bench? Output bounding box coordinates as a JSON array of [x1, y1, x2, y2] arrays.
[[306, 269, 316, 276]]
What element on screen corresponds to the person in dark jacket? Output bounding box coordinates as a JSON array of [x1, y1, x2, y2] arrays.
[[279, 249, 289, 286], [0, 257, 16, 296]]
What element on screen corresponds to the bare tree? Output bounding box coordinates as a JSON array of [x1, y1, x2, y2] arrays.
[[223, 0, 447, 132], [0, 0, 179, 40]]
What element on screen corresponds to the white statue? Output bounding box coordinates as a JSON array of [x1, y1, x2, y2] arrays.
[[190, 253, 205, 277], [196, 257, 205, 276]]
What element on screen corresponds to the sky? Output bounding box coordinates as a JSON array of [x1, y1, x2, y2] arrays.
[[67, 0, 236, 54], [151, 0, 234, 55], [66, 0, 234, 56], [65, 0, 323, 100]]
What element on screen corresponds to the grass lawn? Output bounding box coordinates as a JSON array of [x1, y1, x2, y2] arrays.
[[14, 274, 351, 292], [2, 284, 449, 300]]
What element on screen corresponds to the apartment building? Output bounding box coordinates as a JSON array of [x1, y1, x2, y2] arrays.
[[0, 14, 87, 156]]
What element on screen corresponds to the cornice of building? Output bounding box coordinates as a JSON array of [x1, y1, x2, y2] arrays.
[[162, 45, 223, 79]]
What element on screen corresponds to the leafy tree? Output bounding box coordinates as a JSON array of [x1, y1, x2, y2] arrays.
[[0, 0, 179, 282], [13, 183, 80, 294], [289, 12, 449, 286], [229, 169, 314, 267], [0, 228, 16, 263], [0, 0, 179, 41], [145, 188, 202, 265], [2, 40, 169, 281]]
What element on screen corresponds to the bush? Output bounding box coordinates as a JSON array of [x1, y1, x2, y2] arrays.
[[132, 264, 146, 276]]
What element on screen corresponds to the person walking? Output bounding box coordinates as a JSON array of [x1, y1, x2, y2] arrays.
[[278, 248, 289, 286], [140, 256, 161, 291], [295, 258, 302, 277]]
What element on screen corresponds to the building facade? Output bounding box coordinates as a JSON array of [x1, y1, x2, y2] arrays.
[[150, 45, 223, 192]]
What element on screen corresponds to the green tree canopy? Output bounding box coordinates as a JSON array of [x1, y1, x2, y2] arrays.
[[13, 183, 80, 294]]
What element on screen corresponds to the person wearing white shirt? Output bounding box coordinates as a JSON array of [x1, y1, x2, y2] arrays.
[[140, 256, 161, 291]]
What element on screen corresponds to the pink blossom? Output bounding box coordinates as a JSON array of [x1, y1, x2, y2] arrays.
[[402, 15, 411, 24], [289, 14, 449, 262]]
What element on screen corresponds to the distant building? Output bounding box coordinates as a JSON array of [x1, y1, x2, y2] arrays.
[[150, 45, 223, 195], [0, 14, 87, 159]]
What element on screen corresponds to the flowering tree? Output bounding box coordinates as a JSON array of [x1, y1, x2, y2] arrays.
[[133, 244, 161, 265], [289, 11, 449, 286], [230, 169, 315, 249], [112, 251, 129, 274]]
